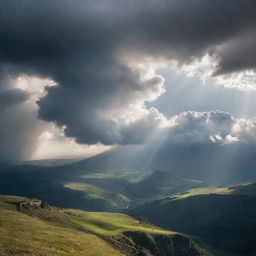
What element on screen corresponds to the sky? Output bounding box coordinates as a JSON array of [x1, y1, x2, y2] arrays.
[[0, 0, 256, 162]]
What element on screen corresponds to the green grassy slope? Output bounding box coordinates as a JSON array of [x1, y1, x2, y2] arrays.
[[63, 209, 171, 236], [124, 170, 203, 199], [0, 195, 211, 256], [173, 182, 256, 200], [64, 182, 131, 210], [229, 182, 256, 196], [0, 196, 124, 256]]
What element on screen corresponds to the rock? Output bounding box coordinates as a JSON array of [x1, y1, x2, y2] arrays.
[[19, 199, 48, 212]]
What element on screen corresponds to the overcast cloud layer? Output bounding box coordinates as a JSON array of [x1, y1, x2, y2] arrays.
[[0, 0, 256, 160]]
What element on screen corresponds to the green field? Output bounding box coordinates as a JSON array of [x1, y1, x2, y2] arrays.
[[63, 209, 173, 236]]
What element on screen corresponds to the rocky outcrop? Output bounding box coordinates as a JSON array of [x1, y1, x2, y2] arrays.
[[19, 199, 48, 213], [107, 231, 211, 256]]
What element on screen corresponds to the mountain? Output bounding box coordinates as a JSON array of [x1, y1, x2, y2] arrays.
[[57, 143, 256, 185], [129, 184, 256, 256], [124, 170, 203, 199], [0, 162, 204, 212], [0, 195, 211, 256]]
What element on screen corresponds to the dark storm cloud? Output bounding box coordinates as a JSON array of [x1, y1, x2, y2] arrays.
[[215, 31, 256, 74], [127, 0, 256, 64], [0, 89, 29, 106], [0, 0, 256, 152]]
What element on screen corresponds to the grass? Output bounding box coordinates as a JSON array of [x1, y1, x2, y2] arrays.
[[0, 195, 211, 256], [0, 195, 124, 256], [81, 169, 144, 182], [171, 186, 231, 200], [164, 182, 256, 202], [64, 182, 130, 208], [63, 209, 173, 236], [0, 195, 28, 211], [229, 183, 256, 196], [0, 195, 172, 255]]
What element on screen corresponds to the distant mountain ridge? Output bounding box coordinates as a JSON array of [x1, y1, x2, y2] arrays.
[[57, 143, 256, 185], [130, 183, 256, 256], [0, 161, 205, 212]]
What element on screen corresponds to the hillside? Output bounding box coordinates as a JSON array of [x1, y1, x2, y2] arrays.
[[0, 161, 133, 212], [0, 196, 123, 256], [124, 170, 203, 199], [130, 184, 256, 256], [0, 195, 211, 256], [229, 183, 256, 197]]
